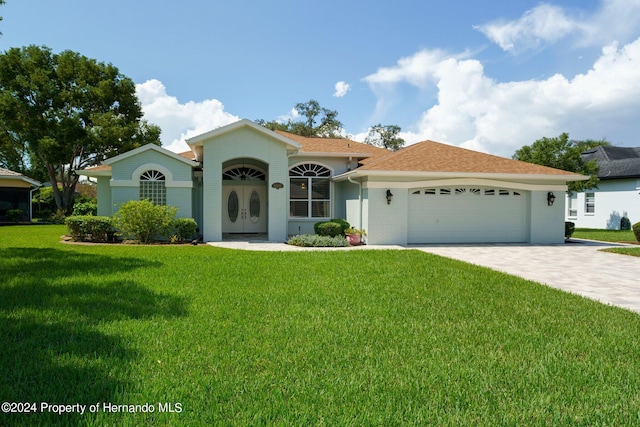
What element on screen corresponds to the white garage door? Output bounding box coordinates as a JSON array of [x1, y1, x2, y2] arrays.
[[408, 187, 529, 244]]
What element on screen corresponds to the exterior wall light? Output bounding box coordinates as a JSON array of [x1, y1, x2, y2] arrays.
[[547, 191, 556, 206], [386, 189, 393, 205]]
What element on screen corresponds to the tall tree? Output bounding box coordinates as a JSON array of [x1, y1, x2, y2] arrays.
[[513, 132, 609, 193], [0, 45, 161, 213], [257, 99, 344, 138], [364, 123, 405, 151]]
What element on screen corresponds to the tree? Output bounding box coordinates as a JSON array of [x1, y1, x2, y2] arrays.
[[256, 99, 344, 138], [364, 123, 405, 151], [0, 45, 161, 213], [513, 133, 609, 193]]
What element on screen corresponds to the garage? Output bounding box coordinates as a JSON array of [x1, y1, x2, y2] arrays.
[[407, 186, 529, 244]]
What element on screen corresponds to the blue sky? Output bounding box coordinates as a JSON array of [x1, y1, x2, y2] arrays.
[[2, 0, 639, 156]]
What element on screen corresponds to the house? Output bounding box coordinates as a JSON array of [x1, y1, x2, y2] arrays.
[[566, 146, 640, 229], [0, 168, 41, 223], [79, 119, 586, 244]]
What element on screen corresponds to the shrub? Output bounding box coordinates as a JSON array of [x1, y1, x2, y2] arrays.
[[565, 221, 575, 239], [330, 218, 350, 235], [287, 234, 349, 247], [65, 216, 114, 242], [633, 222, 640, 243], [314, 221, 343, 237], [170, 217, 198, 242], [72, 201, 97, 216], [113, 200, 177, 244], [6, 209, 23, 223], [621, 216, 631, 231]]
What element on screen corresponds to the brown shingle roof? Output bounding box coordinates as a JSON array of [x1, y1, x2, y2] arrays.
[[359, 140, 580, 176], [275, 131, 390, 159]]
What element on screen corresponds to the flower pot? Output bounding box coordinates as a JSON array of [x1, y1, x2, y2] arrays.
[[347, 234, 361, 246]]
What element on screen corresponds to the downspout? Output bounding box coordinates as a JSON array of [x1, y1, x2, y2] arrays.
[[347, 175, 362, 229]]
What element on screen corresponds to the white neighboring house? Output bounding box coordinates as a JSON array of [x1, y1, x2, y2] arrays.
[[566, 146, 640, 229]]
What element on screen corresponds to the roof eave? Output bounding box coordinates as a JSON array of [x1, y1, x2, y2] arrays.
[[334, 169, 589, 182]]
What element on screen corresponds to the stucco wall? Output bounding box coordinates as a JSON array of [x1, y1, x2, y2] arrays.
[[566, 179, 640, 229], [365, 187, 408, 245], [108, 149, 193, 218], [96, 177, 112, 216], [530, 190, 564, 243], [201, 126, 289, 242]]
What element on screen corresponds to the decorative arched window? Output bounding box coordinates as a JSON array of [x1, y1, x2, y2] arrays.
[[139, 170, 166, 205], [289, 163, 331, 218]]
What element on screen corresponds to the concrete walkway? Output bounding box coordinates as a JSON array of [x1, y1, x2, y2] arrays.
[[208, 238, 640, 315]]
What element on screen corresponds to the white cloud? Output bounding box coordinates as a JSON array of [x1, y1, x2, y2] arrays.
[[475, 4, 579, 53], [476, 0, 640, 53], [135, 79, 239, 153], [364, 39, 640, 157], [333, 81, 351, 97]]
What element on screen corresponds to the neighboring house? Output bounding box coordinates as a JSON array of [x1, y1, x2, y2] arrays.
[[0, 168, 41, 223], [79, 119, 586, 244], [566, 146, 640, 229]]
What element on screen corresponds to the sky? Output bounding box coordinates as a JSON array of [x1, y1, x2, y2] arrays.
[[2, 0, 640, 157]]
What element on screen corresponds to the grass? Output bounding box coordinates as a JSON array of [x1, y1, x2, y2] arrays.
[[572, 228, 637, 243], [573, 228, 640, 257], [2, 225, 640, 426]]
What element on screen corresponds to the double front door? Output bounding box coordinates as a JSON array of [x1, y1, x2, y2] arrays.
[[222, 185, 267, 233]]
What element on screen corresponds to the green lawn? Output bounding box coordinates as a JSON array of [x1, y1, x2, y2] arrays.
[[572, 228, 637, 243], [572, 228, 640, 257], [2, 225, 640, 426]]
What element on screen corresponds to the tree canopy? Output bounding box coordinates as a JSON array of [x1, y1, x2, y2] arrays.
[[513, 132, 609, 193], [0, 45, 161, 213], [364, 123, 405, 151], [256, 99, 344, 138]]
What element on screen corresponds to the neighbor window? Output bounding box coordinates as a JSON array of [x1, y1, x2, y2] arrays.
[[568, 193, 578, 217], [289, 163, 331, 218], [585, 192, 595, 214], [139, 170, 166, 205]]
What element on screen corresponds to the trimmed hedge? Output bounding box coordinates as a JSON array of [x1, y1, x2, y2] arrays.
[[170, 218, 198, 242], [633, 222, 640, 242], [65, 216, 114, 242], [287, 234, 349, 247], [565, 221, 575, 239], [314, 219, 350, 237]]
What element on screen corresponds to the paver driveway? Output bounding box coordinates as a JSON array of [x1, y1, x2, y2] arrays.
[[412, 239, 640, 314]]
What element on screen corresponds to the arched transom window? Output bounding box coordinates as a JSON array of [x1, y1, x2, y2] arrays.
[[222, 166, 266, 181], [139, 170, 166, 205], [289, 163, 331, 218]]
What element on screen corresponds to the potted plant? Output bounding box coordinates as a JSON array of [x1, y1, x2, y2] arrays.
[[345, 227, 366, 246]]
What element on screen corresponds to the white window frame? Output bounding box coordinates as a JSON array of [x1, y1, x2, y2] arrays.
[[289, 163, 332, 219], [139, 170, 166, 205], [567, 193, 578, 218], [585, 192, 595, 215]]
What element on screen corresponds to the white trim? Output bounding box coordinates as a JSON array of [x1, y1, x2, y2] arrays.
[[335, 170, 588, 182], [110, 163, 193, 188], [102, 143, 196, 167], [186, 118, 301, 151], [363, 178, 568, 192]]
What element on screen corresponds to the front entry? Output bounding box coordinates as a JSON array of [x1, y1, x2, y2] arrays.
[[222, 185, 267, 233]]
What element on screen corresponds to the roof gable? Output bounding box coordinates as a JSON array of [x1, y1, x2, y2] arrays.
[[103, 143, 196, 167], [186, 119, 300, 150], [356, 140, 583, 176]]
